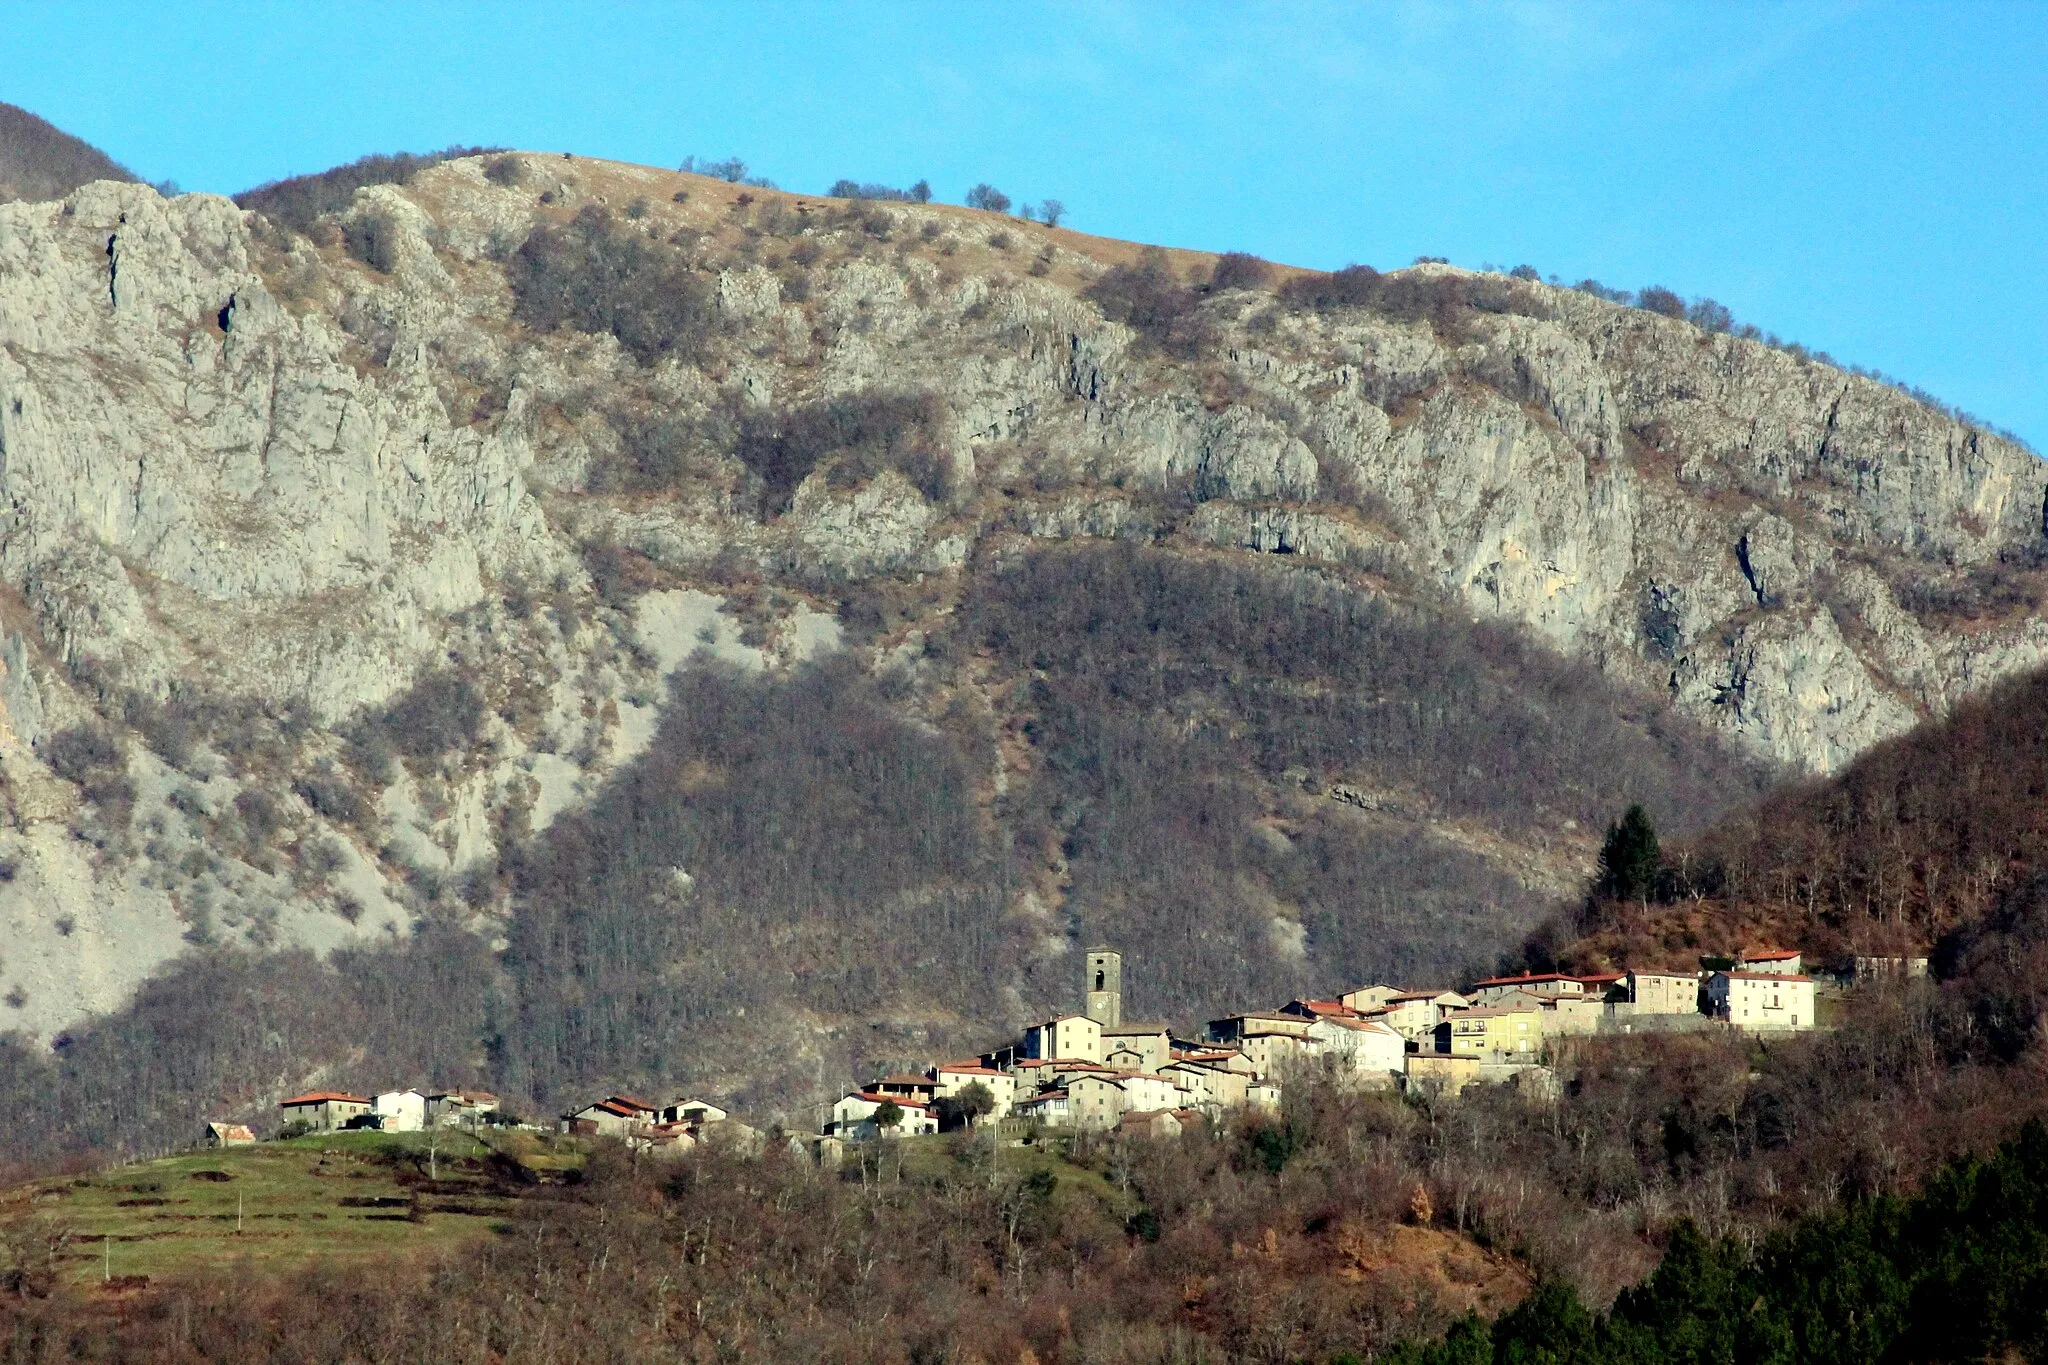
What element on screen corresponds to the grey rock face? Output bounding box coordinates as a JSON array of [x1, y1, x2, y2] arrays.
[[0, 157, 2040, 1041]]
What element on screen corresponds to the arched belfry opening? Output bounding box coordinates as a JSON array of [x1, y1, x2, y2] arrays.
[[1084, 947, 1122, 1029]]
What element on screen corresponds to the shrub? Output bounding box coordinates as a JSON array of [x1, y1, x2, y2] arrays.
[[295, 761, 370, 828], [482, 155, 522, 187], [340, 211, 399, 272], [1685, 297, 1734, 333], [735, 391, 951, 515], [43, 724, 120, 786], [1509, 263, 1542, 281], [679, 155, 749, 183], [232, 788, 286, 851], [234, 146, 499, 235], [348, 671, 486, 774], [1276, 263, 1381, 311], [1208, 251, 1272, 293], [827, 178, 929, 204], [508, 206, 716, 365], [964, 183, 1011, 213], [43, 723, 134, 829], [1573, 278, 1634, 304], [600, 407, 726, 493], [1636, 285, 1687, 318], [1084, 248, 1210, 357], [1037, 198, 1066, 228]]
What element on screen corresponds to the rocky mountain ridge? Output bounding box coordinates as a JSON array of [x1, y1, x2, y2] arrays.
[[0, 151, 2041, 1066]]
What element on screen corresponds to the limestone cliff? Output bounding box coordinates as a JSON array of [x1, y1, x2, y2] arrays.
[[0, 154, 2040, 1051]]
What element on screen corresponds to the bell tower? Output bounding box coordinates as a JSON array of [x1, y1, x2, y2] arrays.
[[1084, 946, 1122, 1028]]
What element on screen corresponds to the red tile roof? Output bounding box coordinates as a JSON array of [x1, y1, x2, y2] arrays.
[[1287, 999, 1361, 1018], [610, 1094, 660, 1113], [281, 1091, 369, 1107], [1472, 972, 1576, 988], [849, 1092, 930, 1111], [1741, 950, 1802, 962]]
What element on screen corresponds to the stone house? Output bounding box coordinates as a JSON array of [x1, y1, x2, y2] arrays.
[[1117, 1110, 1186, 1140], [1068, 1074, 1132, 1130], [1307, 1015, 1408, 1078], [426, 1090, 501, 1127], [1024, 1014, 1104, 1064], [1339, 984, 1404, 1012], [1098, 1024, 1172, 1073], [1237, 1028, 1319, 1077], [563, 1097, 656, 1137], [830, 1091, 938, 1139], [372, 1090, 427, 1132], [1404, 1053, 1481, 1096], [870, 1074, 939, 1105], [1204, 1011, 1313, 1045], [1628, 969, 1702, 1015], [662, 1097, 729, 1125], [1379, 992, 1468, 1039], [279, 1091, 372, 1133], [1533, 995, 1606, 1036], [1013, 1089, 1070, 1125], [933, 1063, 1017, 1118], [203, 1121, 255, 1147], [1854, 955, 1929, 981], [1437, 1005, 1542, 1062], [1161, 1059, 1250, 1109], [1470, 972, 1592, 1004], [1707, 971, 1815, 1031]]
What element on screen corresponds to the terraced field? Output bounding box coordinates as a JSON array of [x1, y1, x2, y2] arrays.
[[0, 1130, 590, 1288]]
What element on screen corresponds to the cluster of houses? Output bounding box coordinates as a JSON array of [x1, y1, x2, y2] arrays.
[[557, 1093, 763, 1156], [270, 1087, 504, 1135], [237, 946, 1848, 1155], [819, 946, 1830, 1137]]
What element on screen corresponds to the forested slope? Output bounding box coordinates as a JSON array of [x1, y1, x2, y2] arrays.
[[1557, 661, 2048, 1019]]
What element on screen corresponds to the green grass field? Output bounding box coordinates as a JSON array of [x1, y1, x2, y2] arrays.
[[0, 1130, 589, 1286]]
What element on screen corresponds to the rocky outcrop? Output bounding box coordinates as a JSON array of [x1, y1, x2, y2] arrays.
[[0, 154, 2039, 1043]]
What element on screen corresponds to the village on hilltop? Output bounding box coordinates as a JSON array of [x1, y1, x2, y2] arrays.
[[228, 943, 1927, 1163]]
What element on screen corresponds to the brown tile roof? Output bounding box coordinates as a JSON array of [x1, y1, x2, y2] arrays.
[[281, 1091, 369, 1107], [1741, 949, 1802, 961]]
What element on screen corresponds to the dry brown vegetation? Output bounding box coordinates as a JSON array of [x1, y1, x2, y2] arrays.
[[0, 104, 136, 205], [1553, 665, 2048, 997]]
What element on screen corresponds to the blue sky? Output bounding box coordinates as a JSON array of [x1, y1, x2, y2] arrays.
[[6, 2, 2043, 446]]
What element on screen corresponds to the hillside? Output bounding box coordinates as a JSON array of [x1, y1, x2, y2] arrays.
[[0, 147, 2042, 1146], [0, 103, 136, 204], [1556, 662, 2048, 1035]]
